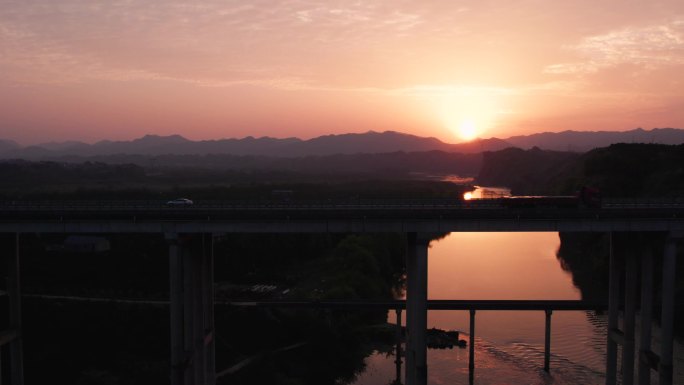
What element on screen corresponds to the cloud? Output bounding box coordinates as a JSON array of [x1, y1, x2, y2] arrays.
[[545, 19, 684, 74], [0, 2, 407, 84], [0, 1, 467, 90]]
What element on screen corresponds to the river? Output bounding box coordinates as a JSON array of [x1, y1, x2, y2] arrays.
[[350, 231, 683, 385]]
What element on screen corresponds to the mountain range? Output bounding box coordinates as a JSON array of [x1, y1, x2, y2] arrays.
[[1, 127, 682, 159], [504, 127, 684, 151]]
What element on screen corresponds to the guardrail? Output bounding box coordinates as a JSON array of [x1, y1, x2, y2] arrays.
[[2, 197, 684, 210], [222, 299, 608, 375], [4, 294, 611, 379]]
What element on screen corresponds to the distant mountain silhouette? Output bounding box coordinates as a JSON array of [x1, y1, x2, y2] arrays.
[[504, 127, 684, 152], [0, 131, 509, 158], [37, 140, 90, 152], [3, 128, 682, 158], [275, 131, 449, 156], [451, 137, 512, 153], [0, 139, 20, 153]]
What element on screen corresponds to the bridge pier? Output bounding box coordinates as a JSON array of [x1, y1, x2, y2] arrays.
[[638, 241, 654, 385], [605, 233, 620, 385], [394, 308, 402, 384], [606, 233, 641, 385], [1, 233, 24, 385], [606, 232, 680, 385], [659, 234, 678, 385], [168, 233, 215, 385], [622, 246, 638, 385], [405, 233, 429, 385]]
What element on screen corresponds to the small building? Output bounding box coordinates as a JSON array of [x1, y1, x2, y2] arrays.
[[62, 236, 111, 253], [271, 189, 294, 202]]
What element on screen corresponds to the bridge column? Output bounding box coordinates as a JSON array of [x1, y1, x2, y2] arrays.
[[405, 233, 429, 385], [468, 309, 475, 384], [202, 234, 216, 385], [659, 234, 678, 385], [168, 234, 183, 385], [638, 240, 654, 385], [2, 233, 24, 385], [605, 232, 620, 385], [606, 233, 641, 385], [394, 308, 402, 384], [622, 247, 638, 385], [167, 233, 215, 385]]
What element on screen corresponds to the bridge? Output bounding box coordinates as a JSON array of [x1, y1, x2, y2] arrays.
[[1, 198, 683, 233], [1, 199, 683, 385]]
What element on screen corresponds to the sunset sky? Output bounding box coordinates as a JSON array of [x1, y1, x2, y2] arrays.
[[1, 1, 683, 144]]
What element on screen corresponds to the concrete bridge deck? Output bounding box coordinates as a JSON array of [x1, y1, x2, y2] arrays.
[[1, 199, 684, 233]]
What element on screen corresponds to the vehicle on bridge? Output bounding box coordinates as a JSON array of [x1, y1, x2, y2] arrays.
[[501, 186, 602, 209], [166, 198, 194, 207], [465, 186, 602, 209]]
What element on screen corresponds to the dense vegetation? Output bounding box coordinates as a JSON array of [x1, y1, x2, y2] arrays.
[[478, 143, 684, 197], [579, 143, 684, 197], [0, 157, 469, 201], [477, 147, 581, 195], [1, 231, 409, 384], [0, 149, 480, 198]]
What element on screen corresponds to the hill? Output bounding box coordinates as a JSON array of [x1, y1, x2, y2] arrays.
[[0, 131, 511, 159], [476, 147, 581, 195], [4, 127, 683, 159], [504, 127, 684, 152], [477, 143, 684, 197]]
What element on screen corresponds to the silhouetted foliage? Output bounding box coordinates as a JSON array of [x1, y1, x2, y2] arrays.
[[2, 227, 410, 385], [477, 147, 581, 195], [478, 143, 684, 197], [581, 143, 684, 197]]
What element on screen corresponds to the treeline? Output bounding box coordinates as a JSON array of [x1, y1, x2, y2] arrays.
[[0, 146, 478, 201], [0, 160, 145, 189], [477, 143, 684, 197], [0, 152, 474, 200], [3, 149, 481, 180], [579, 143, 684, 197], [477, 147, 581, 195], [61, 150, 482, 175]]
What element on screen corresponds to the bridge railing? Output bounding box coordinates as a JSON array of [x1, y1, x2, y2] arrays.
[[603, 197, 684, 208], [0, 198, 471, 210], [3, 197, 684, 211], [221, 299, 607, 375]]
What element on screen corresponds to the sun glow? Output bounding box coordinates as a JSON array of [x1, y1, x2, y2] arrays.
[[432, 87, 501, 143], [458, 119, 478, 141]]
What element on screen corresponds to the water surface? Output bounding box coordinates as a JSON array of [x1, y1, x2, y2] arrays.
[[353, 232, 606, 385]]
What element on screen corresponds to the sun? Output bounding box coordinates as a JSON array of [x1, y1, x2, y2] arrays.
[[433, 87, 498, 143], [457, 119, 478, 141]]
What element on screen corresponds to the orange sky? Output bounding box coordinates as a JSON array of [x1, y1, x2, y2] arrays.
[[1, 1, 683, 144]]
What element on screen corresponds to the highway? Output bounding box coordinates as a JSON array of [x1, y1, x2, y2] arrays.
[[1, 198, 683, 235], [1, 198, 683, 219]]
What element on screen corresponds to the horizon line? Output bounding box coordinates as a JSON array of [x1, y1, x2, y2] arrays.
[[1, 126, 678, 148]]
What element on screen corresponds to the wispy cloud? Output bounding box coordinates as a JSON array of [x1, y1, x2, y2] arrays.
[[0, 1, 471, 87], [545, 20, 684, 74]]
